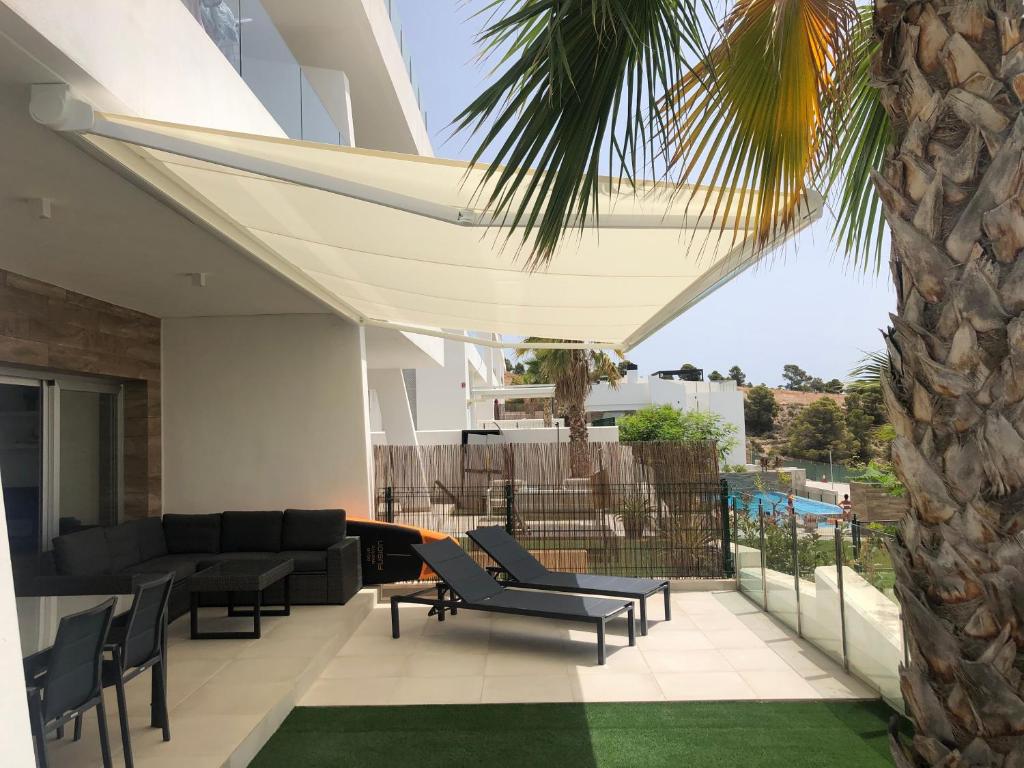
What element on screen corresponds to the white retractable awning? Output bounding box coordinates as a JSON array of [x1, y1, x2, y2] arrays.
[[47, 103, 822, 351]]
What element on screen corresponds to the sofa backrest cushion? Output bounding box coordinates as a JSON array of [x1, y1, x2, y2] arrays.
[[104, 524, 142, 572], [127, 518, 168, 562], [163, 514, 221, 555], [282, 509, 347, 551], [221, 511, 283, 553], [53, 527, 110, 576]]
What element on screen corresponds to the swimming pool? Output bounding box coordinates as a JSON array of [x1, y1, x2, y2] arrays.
[[731, 491, 843, 525]]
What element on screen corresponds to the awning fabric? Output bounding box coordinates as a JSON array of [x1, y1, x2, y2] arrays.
[[81, 113, 822, 350]]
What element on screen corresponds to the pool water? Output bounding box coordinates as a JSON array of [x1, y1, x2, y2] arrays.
[[731, 491, 843, 527]]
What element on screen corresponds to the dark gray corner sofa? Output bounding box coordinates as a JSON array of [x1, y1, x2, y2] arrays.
[[15, 509, 362, 620]]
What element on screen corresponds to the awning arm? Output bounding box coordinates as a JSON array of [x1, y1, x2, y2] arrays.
[[362, 320, 622, 351], [30, 85, 740, 231]]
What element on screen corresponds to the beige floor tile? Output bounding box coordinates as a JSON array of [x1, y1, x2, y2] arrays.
[[570, 646, 650, 674], [656, 671, 757, 700], [639, 629, 714, 651], [688, 613, 748, 631], [807, 673, 878, 699], [646, 615, 697, 631], [739, 669, 822, 699], [574, 672, 665, 702], [701, 629, 767, 649], [237, 632, 333, 659], [485, 649, 577, 676], [642, 649, 733, 674], [417, 629, 492, 655], [215, 656, 311, 684], [389, 675, 484, 705], [128, 712, 262, 757], [720, 647, 793, 672], [299, 677, 402, 706], [176, 681, 295, 715], [768, 639, 843, 677], [404, 652, 488, 677], [738, 612, 798, 642], [320, 654, 410, 679], [341, 634, 423, 656], [481, 674, 575, 703]]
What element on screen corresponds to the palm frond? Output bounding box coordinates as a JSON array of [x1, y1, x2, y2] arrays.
[[452, 0, 706, 269], [660, 0, 858, 249], [849, 350, 891, 385], [825, 6, 890, 271]]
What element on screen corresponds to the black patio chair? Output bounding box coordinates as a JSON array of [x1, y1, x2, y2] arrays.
[[73, 572, 174, 768], [24, 597, 116, 768], [391, 539, 635, 664], [467, 526, 671, 635]]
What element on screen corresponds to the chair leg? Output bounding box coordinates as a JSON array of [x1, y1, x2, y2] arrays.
[[639, 596, 648, 636], [96, 698, 113, 768], [27, 694, 49, 768], [154, 660, 171, 741], [664, 584, 672, 620], [597, 619, 606, 665], [73, 713, 83, 741], [55, 724, 64, 740], [113, 670, 134, 768], [391, 597, 401, 639], [627, 605, 636, 646]]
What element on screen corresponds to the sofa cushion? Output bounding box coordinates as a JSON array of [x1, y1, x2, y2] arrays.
[[129, 518, 167, 562], [104, 524, 141, 572], [278, 550, 328, 573], [53, 527, 110, 576], [121, 554, 199, 583], [221, 511, 282, 553], [282, 509, 346, 551], [163, 514, 221, 555]]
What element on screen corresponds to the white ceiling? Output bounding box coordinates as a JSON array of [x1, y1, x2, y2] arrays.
[[0, 81, 327, 318]]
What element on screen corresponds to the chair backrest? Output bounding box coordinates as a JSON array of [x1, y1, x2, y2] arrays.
[[467, 526, 548, 582], [121, 572, 174, 669], [42, 598, 116, 722], [411, 540, 504, 604]]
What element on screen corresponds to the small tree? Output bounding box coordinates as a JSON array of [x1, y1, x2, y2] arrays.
[[786, 398, 854, 462], [708, 370, 725, 381], [781, 364, 812, 391], [619, 405, 736, 463], [679, 362, 699, 374], [727, 366, 746, 386], [744, 385, 779, 436], [822, 378, 844, 394]]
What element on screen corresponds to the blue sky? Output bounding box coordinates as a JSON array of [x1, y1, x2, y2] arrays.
[[393, 1, 895, 386]]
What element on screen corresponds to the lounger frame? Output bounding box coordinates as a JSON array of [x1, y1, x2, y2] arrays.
[[467, 527, 671, 635], [390, 582, 635, 665]]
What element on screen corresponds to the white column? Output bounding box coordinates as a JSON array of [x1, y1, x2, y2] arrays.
[[367, 369, 417, 446], [0, 466, 36, 765]]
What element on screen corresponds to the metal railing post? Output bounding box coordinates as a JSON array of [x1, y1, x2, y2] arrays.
[[719, 479, 734, 578], [835, 522, 849, 671], [851, 515, 862, 572], [791, 512, 802, 637], [758, 509, 768, 610], [504, 481, 514, 535], [385, 485, 394, 524]]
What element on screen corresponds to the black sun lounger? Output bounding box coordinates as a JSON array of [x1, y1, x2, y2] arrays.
[[391, 539, 635, 664], [467, 526, 671, 635]]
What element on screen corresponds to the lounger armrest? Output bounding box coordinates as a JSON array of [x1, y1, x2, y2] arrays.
[[326, 536, 362, 604]]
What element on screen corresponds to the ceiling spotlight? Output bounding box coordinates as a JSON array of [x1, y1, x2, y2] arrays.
[[29, 197, 53, 220]]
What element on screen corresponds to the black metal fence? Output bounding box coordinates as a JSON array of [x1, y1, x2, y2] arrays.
[[376, 480, 733, 579]]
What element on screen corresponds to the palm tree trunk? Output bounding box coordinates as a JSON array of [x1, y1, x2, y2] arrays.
[[873, 1, 1024, 762], [566, 401, 591, 477]]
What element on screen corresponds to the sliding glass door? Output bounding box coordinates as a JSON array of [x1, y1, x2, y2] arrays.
[[0, 370, 122, 557], [0, 376, 43, 556]]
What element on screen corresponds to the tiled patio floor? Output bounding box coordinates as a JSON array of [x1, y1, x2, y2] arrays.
[[44, 592, 375, 768], [300, 589, 876, 707]]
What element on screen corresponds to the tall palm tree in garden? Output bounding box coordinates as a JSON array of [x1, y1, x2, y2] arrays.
[[516, 339, 621, 477], [460, 1, 1024, 764]]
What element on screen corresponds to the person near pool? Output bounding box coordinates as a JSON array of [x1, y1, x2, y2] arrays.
[[786, 493, 795, 515], [839, 493, 853, 519]]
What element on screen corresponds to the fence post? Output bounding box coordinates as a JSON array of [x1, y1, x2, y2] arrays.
[[384, 485, 394, 524], [835, 522, 849, 672], [504, 480, 514, 535], [791, 512, 802, 637], [719, 479, 734, 578], [758, 508, 768, 611], [851, 515, 861, 572]]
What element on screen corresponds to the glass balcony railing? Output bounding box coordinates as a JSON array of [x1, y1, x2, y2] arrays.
[[181, 0, 346, 145], [732, 496, 907, 709], [384, 0, 429, 131]]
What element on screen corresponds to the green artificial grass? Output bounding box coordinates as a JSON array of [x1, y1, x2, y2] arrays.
[[251, 700, 899, 768]]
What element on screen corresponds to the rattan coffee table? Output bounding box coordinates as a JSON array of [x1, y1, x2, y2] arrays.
[[189, 558, 294, 639]]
